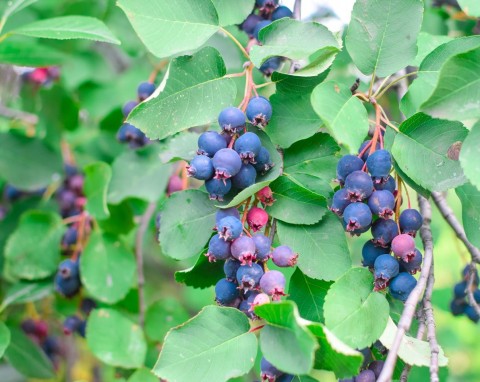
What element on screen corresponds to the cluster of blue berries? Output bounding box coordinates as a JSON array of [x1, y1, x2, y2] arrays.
[[188, 99, 274, 201], [450, 265, 480, 323], [116, 81, 156, 148], [330, 141, 424, 301], [239, 0, 293, 76]]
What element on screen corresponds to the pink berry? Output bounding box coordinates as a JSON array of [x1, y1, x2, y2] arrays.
[[247, 207, 269, 232], [260, 270, 286, 301], [249, 293, 270, 311], [167, 174, 182, 195], [231, 236, 257, 265], [256, 186, 275, 206], [391, 234, 416, 262], [271, 245, 298, 267]]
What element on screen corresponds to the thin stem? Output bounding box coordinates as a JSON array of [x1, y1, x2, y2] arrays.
[[375, 71, 418, 99], [220, 27, 250, 60], [466, 264, 480, 315], [368, 71, 376, 98], [135, 202, 156, 328], [254, 82, 274, 89], [241, 197, 252, 226], [373, 75, 392, 98], [0, 104, 38, 125]]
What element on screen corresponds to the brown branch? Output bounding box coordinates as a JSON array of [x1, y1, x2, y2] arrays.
[[0, 104, 38, 125], [135, 202, 157, 328], [377, 194, 433, 382], [400, 312, 426, 382]]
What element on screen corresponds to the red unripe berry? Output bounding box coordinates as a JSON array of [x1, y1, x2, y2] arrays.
[[34, 320, 49, 339], [391, 234, 416, 262], [247, 207, 269, 232], [256, 186, 275, 206]]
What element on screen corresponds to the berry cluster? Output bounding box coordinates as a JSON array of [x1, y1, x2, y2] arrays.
[[330, 141, 424, 301], [450, 265, 480, 323], [117, 81, 156, 148], [239, 0, 293, 76], [188, 99, 274, 201], [21, 319, 63, 367], [209, 187, 297, 320]]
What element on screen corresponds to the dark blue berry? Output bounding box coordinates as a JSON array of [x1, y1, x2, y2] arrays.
[[224, 258, 241, 281], [117, 123, 141, 143], [358, 140, 381, 161], [80, 298, 97, 315], [260, 357, 283, 381], [63, 315, 83, 335], [259, 56, 283, 76], [374, 254, 399, 290], [368, 360, 385, 379], [218, 107, 246, 134], [454, 281, 467, 299], [272, 5, 293, 20], [330, 188, 352, 216], [187, 155, 214, 180], [252, 234, 271, 261], [198, 131, 227, 157], [212, 148, 242, 179], [231, 236, 257, 265], [55, 259, 81, 298], [368, 190, 395, 218], [122, 100, 138, 117], [272, 245, 298, 267], [216, 207, 240, 227], [237, 263, 264, 291], [337, 155, 364, 184], [399, 248, 422, 274], [399, 209, 423, 236], [450, 299, 467, 316], [343, 202, 372, 232], [205, 178, 231, 201], [239, 299, 255, 319], [374, 175, 396, 192], [277, 375, 294, 382], [356, 370, 376, 382], [371, 218, 399, 247], [234, 132, 262, 163], [137, 81, 156, 101], [246, 96, 272, 127], [21, 319, 36, 335], [253, 146, 274, 174], [344, 171, 374, 201], [253, 20, 272, 40], [217, 216, 243, 241], [206, 234, 231, 262], [215, 278, 240, 306], [62, 226, 78, 248], [232, 164, 257, 189], [462, 264, 479, 285], [366, 149, 392, 183], [465, 305, 480, 323], [240, 14, 264, 36], [389, 272, 417, 302], [362, 240, 388, 268], [77, 321, 86, 337]]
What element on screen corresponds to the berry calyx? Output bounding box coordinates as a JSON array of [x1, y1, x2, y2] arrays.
[[367, 190, 395, 218], [343, 203, 372, 232]]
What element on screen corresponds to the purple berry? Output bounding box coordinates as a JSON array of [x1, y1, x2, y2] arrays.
[[344, 171, 374, 202], [374, 254, 399, 291], [240, 14, 264, 37], [212, 148, 242, 180], [215, 278, 240, 306], [343, 202, 372, 232], [371, 218, 399, 247], [206, 234, 232, 262], [61, 226, 78, 249], [122, 100, 138, 117], [232, 164, 257, 189], [272, 245, 298, 267], [217, 216, 243, 241], [356, 370, 376, 382], [253, 20, 272, 41], [368, 360, 385, 379], [205, 178, 231, 201], [374, 176, 396, 193], [399, 209, 423, 236], [337, 155, 364, 184], [391, 234, 416, 263], [246, 96, 272, 127], [137, 81, 156, 101], [216, 207, 240, 227], [271, 6, 293, 20], [231, 236, 257, 265], [198, 131, 227, 157], [253, 146, 274, 174], [366, 149, 392, 183], [234, 132, 262, 163], [218, 107, 246, 134], [399, 248, 422, 274], [261, 357, 283, 382], [368, 190, 395, 218], [260, 270, 286, 300], [236, 263, 264, 291], [330, 188, 352, 216], [21, 319, 36, 335], [362, 240, 388, 268], [63, 315, 83, 335], [250, 292, 270, 311], [252, 234, 272, 261], [224, 258, 241, 281], [186, 155, 214, 180], [389, 272, 417, 302]]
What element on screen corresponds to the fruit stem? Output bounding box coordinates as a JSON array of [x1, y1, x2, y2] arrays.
[[241, 197, 252, 226], [72, 212, 88, 262], [357, 140, 372, 159], [394, 174, 402, 230], [220, 27, 250, 60]]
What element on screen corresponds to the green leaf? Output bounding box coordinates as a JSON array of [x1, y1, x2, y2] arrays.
[[0, 133, 62, 190], [421, 48, 480, 121], [266, 175, 327, 225], [117, 0, 219, 58], [254, 301, 318, 375], [5, 211, 64, 280], [145, 298, 190, 342], [0, 39, 66, 66], [4, 327, 55, 379], [272, 71, 330, 95], [391, 113, 467, 192], [345, 0, 423, 77], [311, 81, 369, 153], [127, 47, 236, 141], [250, 19, 340, 77], [1, 0, 39, 20], [458, 0, 480, 16], [128, 368, 158, 382], [97, 201, 135, 235], [412, 32, 452, 67], [307, 323, 362, 378], [87, 308, 147, 368], [288, 268, 332, 323], [0, 322, 10, 358], [460, 121, 480, 190], [455, 183, 480, 249], [80, 232, 136, 304], [0, 280, 53, 312], [11, 16, 120, 44], [277, 213, 350, 281], [379, 317, 448, 367], [211, 0, 255, 27], [153, 306, 257, 381], [84, 162, 111, 220], [159, 132, 200, 163], [175, 250, 224, 288], [160, 190, 216, 260], [324, 268, 389, 349], [108, 146, 171, 204]]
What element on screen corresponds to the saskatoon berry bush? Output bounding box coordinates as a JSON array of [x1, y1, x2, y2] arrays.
[[1, 0, 480, 381]]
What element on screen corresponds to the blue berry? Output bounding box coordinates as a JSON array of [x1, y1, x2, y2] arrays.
[[80, 298, 97, 315], [344, 171, 374, 201], [362, 240, 388, 268], [371, 218, 399, 247], [216, 207, 240, 227], [366, 149, 392, 183], [212, 148, 242, 179], [465, 305, 480, 323], [454, 281, 467, 299], [253, 20, 272, 41], [374, 254, 399, 290], [260, 270, 286, 300], [117, 123, 144, 144], [55, 259, 81, 298], [343, 202, 372, 232], [232, 164, 257, 189], [277, 375, 294, 382], [399, 248, 422, 274], [122, 100, 138, 117], [252, 234, 272, 261], [260, 357, 283, 381], [187, 155, 214, 180], [330, 188, 352, 216], [62, 226, 78, 248], [450, 299, 467, 316], [389, 272, 417, 302], [236, 263, 264, 291], [368, 190, 395, 218], [272, 5, 293, 20], [462, 264, 479, 285], [206, 234, 231, 262], [399, 209, 423, 236], [231, 236, 257, 265], [218, 107, 246, 134], [259, 56, 283, 76], [240, 14, 264, 36], [137, 81, 156, 101], [224, 258, 241, 281], [253, 146, 274, 174], [234, 132, 262, 163], [215, 278, 240, 306], [239, 300, 255, 319], [246, 96, 272, 127], [205, 178, 231, 201], [198, 131, 227, 157], [63, 315, 83, 335], [368, 360, 385, 379], [272, 245, 298, 267], [374, 176, 396, 193], [217, 216, 243, 241], [337, 155, 364, 184]]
